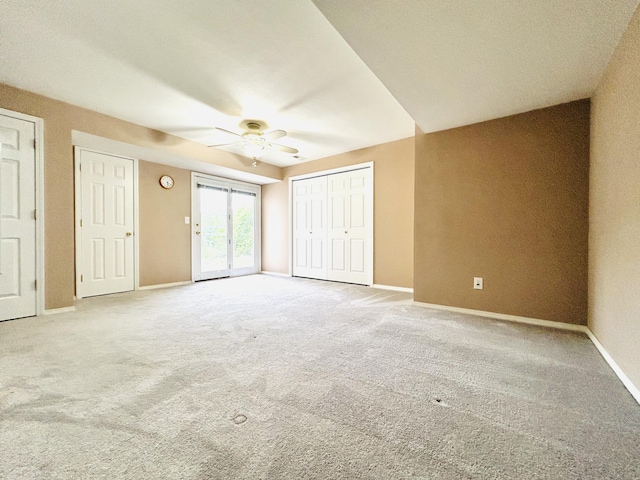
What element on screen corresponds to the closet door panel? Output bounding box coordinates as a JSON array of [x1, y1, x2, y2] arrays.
[[292, 176, 327, 280], [327, 168, 372, 285], [330, 238, 347, 272], [350, 238, 366, 273]]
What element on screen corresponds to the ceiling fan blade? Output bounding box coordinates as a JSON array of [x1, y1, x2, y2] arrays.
[[270, 142, 298, 154], [214, 127, 241, 137], [263, 129, 287, 141], [208, 141, 239, 148]]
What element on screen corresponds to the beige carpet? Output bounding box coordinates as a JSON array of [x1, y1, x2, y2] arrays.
[[0, 275, 638, 479]]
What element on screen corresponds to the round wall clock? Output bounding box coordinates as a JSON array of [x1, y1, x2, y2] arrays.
[[159, 175, 174, 189]]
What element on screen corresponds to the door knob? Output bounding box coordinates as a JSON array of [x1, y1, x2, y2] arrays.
[[126, 232, 133, 237]]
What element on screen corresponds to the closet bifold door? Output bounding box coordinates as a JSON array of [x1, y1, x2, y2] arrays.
[[291, 166, 372, 286], [327, 168, 371, 285], [292, 175, 328, 280]]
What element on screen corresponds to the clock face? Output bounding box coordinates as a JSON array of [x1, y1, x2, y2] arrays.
[[159, 175, 174, 189]]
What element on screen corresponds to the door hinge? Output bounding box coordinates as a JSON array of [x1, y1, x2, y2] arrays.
[[33, 209, 37, 220], [33, 139, 36, 149], [34, 280, 37, 290], [80, 219, 83, 227], [81, 275, 84, 282]]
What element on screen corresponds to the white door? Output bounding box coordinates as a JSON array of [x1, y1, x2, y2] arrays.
[[327, 168, 372, 285], [193, 182, 231, 280], [292, 176, 328, 280], [192, 175, 260, 281], [0, 114, 37, 321], [76, 149, 135, 298]]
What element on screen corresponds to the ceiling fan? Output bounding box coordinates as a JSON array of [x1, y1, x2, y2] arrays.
[[209, 120, 298, 166]]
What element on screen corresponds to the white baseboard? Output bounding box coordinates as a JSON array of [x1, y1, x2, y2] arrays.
[[137, 281, 192, 291], [260, 271, 290, 277], [413, 300, 639, 405], [585, 329, 640, 405], [43, 306, 76, 315], [372, 284, 414, 294], [412, 301, 587, 332]]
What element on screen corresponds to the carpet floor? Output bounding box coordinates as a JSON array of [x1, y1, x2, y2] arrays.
[[0, 275, 638, 479]]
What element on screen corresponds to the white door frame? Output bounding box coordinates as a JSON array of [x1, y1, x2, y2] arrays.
[[191, 172, 262, 281], [288, 161, 374, 283], [74, 147, 139, 299], [0, 108, 45, 315]]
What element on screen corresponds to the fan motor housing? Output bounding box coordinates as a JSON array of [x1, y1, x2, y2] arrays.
[[240, 119, 267, 133]]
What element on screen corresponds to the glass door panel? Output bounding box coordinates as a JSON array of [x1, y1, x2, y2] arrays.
[[198, 185, 229, 279], [231, 190, 256, 271]]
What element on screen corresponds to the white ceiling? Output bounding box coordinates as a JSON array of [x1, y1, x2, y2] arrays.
[[1, 1, 638, 169], [313, 0, 640, 133], [0, 0, 414, 168]]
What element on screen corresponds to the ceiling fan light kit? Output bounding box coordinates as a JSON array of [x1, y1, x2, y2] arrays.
[[241, 139, 265, 159]]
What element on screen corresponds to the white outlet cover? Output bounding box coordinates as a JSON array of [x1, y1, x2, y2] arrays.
[[474, 277, 483, 290]]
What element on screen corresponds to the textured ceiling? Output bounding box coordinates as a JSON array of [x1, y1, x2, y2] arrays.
[[313, 0, 640, 133], [1, 1, 639, 169], [0, 0, 414, 167]]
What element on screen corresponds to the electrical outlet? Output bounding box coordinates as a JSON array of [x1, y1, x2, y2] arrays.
[[474, 277, 483, 290], [184, 216, 190, 225]]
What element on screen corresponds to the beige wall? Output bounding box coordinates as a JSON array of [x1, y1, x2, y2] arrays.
[[138, 161, 192, 286], [262, 137, 415, 288], [261, 180, 290, 274], [414, 100, 590, 325], [0, 83, 281, 309], [590, 6, 640, 389]]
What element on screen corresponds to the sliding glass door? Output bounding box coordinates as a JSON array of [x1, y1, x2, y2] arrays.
[[231, 190, 257, 272], [192, 174, 260, 281]]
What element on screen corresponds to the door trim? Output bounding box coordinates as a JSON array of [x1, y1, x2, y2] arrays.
[[190, 172, 262, 282], [0, 108, 45, 315], [288, 161, 374, 281], [74, 147, 139, 299]]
